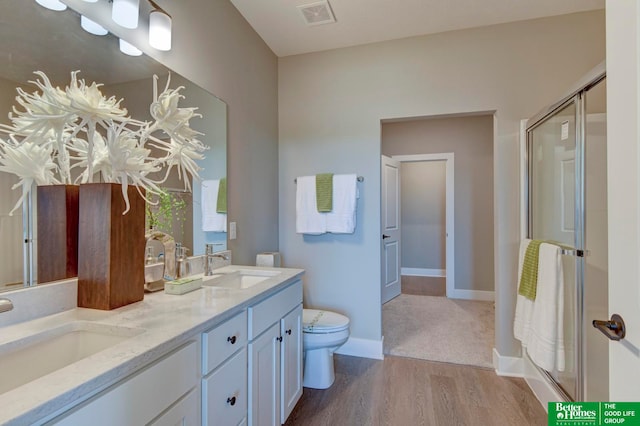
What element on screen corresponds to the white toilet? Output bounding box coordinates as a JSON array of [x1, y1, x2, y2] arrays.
[[302, 308, 350, 389]]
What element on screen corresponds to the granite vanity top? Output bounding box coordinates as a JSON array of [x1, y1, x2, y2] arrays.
[[0, 265, 304, 425]]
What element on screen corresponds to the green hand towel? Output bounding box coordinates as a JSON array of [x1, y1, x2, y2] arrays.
[[316, 173, 334, 212], [216, 177, 227, 214], [518, 239, 544, 300]]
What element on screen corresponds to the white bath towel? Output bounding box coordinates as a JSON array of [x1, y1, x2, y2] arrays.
[[295, 176, 327, 234], [201, 180, 227, 232], [326, 174, 357, 234], [525, 242, 565, 372], [514, 239, 535, 344]]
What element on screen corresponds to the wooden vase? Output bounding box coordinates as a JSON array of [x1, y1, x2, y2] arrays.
[[37, 185, 79, 283], [77, 183, 145, 310]]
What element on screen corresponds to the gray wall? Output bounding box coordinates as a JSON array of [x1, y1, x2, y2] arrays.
[[399, 161, 446, 271], [383, 115, 494, 292], [279, 11, 605, 356]]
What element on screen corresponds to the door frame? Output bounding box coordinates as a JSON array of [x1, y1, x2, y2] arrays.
[[393, 153, 455, 298]]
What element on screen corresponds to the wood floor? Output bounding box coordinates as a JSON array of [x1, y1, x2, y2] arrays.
[[285, 355, 547, 426], [401, 275, 446, 297]]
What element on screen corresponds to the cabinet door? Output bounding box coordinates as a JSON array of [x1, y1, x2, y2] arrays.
[[248, 322, 281, 426], [150, 386, 200, 426], [280, 304, 303, 423]]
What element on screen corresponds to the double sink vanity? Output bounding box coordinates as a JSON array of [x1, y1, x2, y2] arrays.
[[0, 264, 304, 425]]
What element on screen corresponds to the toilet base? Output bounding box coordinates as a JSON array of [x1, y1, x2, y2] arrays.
[[303, 348, 335, 389]]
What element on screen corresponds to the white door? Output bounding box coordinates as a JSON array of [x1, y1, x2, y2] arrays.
[[605, 0, 640, 400], [381, 155, 401, 304]]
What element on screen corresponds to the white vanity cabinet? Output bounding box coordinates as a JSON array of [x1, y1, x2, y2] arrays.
[[247, 281, 303, 426], [51, 339, 201, 425]]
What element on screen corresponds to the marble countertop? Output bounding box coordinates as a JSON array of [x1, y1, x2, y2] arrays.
[[0, 265, 304, 425]]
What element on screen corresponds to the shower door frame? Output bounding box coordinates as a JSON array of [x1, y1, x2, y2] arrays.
[[524, 69, 606, 402]]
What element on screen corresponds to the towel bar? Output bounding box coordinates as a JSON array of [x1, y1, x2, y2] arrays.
[[294, 176, 364, 183]]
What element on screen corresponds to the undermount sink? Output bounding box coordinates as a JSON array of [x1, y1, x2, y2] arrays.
[[0, 321, 145, 395], [204, 269, 281, 290]]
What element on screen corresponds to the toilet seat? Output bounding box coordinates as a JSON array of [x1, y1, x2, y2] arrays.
[[303, 309, 350, 333]]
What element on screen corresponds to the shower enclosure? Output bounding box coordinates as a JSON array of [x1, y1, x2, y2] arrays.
[[525, 65, 607, 401]]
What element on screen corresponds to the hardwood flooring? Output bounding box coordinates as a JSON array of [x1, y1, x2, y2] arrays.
[[285, 355, 547, 426], [401, 275, 446, 297]]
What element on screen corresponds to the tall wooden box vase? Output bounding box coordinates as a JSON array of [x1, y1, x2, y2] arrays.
[[77, 183, 145, 310], [37, 185, 80, 283]]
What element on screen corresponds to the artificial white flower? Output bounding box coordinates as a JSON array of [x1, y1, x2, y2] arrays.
[[0, 136, 59, 215], [0, 70, 206, 215]]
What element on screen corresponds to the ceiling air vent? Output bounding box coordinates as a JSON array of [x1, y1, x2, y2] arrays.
[[297, 1, 336, 26]]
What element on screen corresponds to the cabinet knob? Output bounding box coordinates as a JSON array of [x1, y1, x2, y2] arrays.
[[227, 396, 236, 406], [277, 336, 283, 342], [227, 335, 237, 344], [286, 329, 292, 335]]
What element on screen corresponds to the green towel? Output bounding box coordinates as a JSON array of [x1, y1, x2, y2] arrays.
[[518, 239, 544, 300], [216, 177, 227, 213], [315, 173, 334, 212]]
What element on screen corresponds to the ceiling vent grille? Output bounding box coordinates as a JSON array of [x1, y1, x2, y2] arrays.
[[298, 1, 336, 26]]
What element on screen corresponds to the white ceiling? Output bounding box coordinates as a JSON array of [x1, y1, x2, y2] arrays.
[[229, 0, 605, 57]]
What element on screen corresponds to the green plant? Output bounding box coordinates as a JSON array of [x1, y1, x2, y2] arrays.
[[146, 190, 187, 235]]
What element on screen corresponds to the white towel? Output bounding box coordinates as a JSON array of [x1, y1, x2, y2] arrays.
[[525, 243, 565, 372], [326, 174, 357, 234], [514, 239, 535, 344], [295, 176, 326, 234], [201, 180, 227, 232]]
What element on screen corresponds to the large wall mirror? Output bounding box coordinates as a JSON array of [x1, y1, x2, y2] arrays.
[[0, 0, 227, 294]]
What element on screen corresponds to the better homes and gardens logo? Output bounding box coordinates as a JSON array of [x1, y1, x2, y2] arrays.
[[549, 402, 639, 425]]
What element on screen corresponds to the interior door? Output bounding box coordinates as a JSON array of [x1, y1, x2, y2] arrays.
[[381, 155, 401, 304], [605, 0, 640, 400]]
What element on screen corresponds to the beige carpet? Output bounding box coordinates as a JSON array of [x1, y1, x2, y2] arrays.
[[382, 294, 495, 368]]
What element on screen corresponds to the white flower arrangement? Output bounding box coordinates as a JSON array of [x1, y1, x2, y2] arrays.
[[0, 71, 207, 214]]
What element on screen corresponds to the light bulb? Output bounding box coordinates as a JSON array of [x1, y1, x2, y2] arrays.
[[149, 9, 172, 51], [112, 0, 139, 29], [35, 0, 67, 11], [81, 16, 108, 36], [119, 39, 143, 56]]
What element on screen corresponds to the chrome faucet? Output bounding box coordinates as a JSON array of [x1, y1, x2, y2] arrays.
[[0, 298, 14, 313], [205, 244, 229, 276]]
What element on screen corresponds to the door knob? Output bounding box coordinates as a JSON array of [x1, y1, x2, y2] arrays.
[[382, 234, 390, 239], [592, 313, 626, 341]]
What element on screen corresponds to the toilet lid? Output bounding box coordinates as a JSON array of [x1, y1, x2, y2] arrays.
[[303, 309, 350, 333]]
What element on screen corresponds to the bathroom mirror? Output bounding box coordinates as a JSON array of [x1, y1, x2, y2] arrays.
[[0, 0, 227, 293]]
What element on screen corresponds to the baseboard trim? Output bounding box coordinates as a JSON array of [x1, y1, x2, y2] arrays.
[[449, 289, 495, 301], [522, 351, 566, 412], [492, 348, 564, 413], [335, 336, 384, 360], [493, 348, 524, 377], [401, 268, 445, 277]]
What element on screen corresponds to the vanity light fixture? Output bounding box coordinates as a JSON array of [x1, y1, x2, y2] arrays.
[[119, 38, 143, 56], [34, 0, 67, 11], [112, 0, 139, 29], [148, 0, 171, 51], [81, 15, 109, 36], [81, 0, 99, 3]]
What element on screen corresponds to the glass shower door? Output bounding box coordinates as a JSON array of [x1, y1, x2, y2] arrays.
[[528, 98, 579, 400]]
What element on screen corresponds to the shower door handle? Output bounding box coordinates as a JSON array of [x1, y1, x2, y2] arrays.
[[592, 314, 626, 341]]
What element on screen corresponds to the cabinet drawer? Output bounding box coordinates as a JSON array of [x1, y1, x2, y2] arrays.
[[248, 281, 302, 339], [203, 348, 248, 426], [52, 340, 199, 425], [203, 310, 248, 375]]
